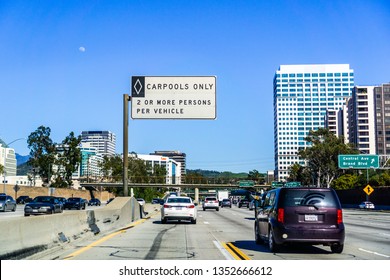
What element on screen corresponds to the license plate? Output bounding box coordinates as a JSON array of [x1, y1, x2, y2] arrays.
[[305, 214, 318, 221], [33, 209, 38, 212], [175, 207, 182, 210]]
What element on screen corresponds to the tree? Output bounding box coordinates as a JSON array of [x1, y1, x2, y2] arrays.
[[332, 174, 358, 190], [298, 128, 357, 188], [27, 126, 56, 186], [0, 164, 4, 176], [248, 169, 265, 184], [99, 155, 123, 182], [52, 132, 82, 187]]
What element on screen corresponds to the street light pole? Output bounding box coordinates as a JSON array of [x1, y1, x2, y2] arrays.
[[2, 138, 26, 194]]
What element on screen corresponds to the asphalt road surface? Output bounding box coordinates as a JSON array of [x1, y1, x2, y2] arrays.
[[30, 205, 390, 260]]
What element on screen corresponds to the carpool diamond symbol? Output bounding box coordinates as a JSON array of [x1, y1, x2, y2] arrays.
[[134, 79, 142, 95]]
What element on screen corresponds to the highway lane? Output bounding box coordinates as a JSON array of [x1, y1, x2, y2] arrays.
[[33, 205, 390, 260]]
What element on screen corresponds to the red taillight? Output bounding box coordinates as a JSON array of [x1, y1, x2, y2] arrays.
[[164, 204, 171, 208], [277, 208, 285, 223], [337, 209, 343, 224], [187, 205, 195, 209]]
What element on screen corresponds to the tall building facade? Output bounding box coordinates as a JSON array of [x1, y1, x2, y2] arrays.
[[374, 83, 390, 155], [0, 142, 17, 178], [273, 64, 354, 181], [348, 86, 376, 154], [81, 131, 116, 156]]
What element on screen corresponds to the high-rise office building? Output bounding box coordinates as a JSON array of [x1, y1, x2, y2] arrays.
[[273, 64, 354, 181], [374, 83, 390, 155], [81, 131, 116, 156]]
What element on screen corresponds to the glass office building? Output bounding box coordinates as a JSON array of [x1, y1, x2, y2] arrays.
[[273, 64, 354, 181]]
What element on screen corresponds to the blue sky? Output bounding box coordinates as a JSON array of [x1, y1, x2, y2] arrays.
[[0, 0, 389, 173]]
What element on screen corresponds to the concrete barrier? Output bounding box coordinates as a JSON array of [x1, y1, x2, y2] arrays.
[[0, 197, 141, 259]]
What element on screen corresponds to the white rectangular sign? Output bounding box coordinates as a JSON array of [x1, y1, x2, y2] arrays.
[[131, 76, 216, 119]]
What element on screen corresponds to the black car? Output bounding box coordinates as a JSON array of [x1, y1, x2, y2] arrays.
[[16, 195, 32, 204], [238, 198, 250, 208], [24, 196, 63, 216], [152, 198, 162, 204], [254, 187, 345, 253], [88, 198, 101, 206], [64, 197, 86, 210]]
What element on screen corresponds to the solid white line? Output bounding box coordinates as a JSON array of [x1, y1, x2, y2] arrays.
[[213, 240, 235, 260], [359, 248, 390, 258], [203, 221, 210, 224]]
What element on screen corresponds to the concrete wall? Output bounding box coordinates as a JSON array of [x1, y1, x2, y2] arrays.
[[1, 184, 114, 202], [0, 197, 141, 259]]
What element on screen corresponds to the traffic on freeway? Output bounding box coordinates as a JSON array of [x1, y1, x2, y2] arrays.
[[16, 200, 389, 261]]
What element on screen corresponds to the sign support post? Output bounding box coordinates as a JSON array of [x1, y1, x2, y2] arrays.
[[123, 94, 130, 197]]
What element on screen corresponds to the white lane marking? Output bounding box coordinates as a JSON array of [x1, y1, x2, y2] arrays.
[[359, 248, 390, 258], [204, 221, 210, 224], [213, 240, 235, 260]]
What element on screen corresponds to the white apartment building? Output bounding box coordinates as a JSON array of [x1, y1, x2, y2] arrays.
[[130, 153, 181, 185], [0, 143, 17, 178], [81, 131, 116, 156], [273, 64, 354, 181], [348, 86, 377, 154]]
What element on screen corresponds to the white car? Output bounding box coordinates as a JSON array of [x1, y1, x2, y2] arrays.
[[136, 198, 145, 206], [202, 197, 219, 211], [161, 196, 197, 224], [359, 201, 375, 209]]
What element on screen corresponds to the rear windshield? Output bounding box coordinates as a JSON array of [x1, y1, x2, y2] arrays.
[[281, 189, 339, 207], [205, 197, 217, 201], [167, 198, 191, 203]]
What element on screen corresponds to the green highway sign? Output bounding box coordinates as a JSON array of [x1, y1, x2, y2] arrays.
[[284, 181, 301, 188], [239, 180, 254, 187], [338, 154, 379, 169], [271, 181, 284, 188]]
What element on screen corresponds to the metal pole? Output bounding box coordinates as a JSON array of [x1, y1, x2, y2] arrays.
[[123, 94, 130, 197], [2, 153, 6, 194]]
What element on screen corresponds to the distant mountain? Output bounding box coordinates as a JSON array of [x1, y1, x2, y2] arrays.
[[16, 153, 30, 166]]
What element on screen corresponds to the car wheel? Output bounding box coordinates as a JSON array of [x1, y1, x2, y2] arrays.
[[216, 208, 219, 211], [268, 228, 279, 253], [330, 243, 344, 254], [203, 208, 205, 211], [161, 218, 167, 224], [12, 205, 16, 212], [191, 219, 197, 224]]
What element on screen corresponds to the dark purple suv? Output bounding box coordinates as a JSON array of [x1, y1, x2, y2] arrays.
[[254, 187, 345, 253]]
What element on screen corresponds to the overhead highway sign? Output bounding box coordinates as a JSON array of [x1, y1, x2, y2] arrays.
[[131, 76, 216, 119]]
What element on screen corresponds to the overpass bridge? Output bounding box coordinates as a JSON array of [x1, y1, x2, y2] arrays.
[[80, 182, 270, 202]]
